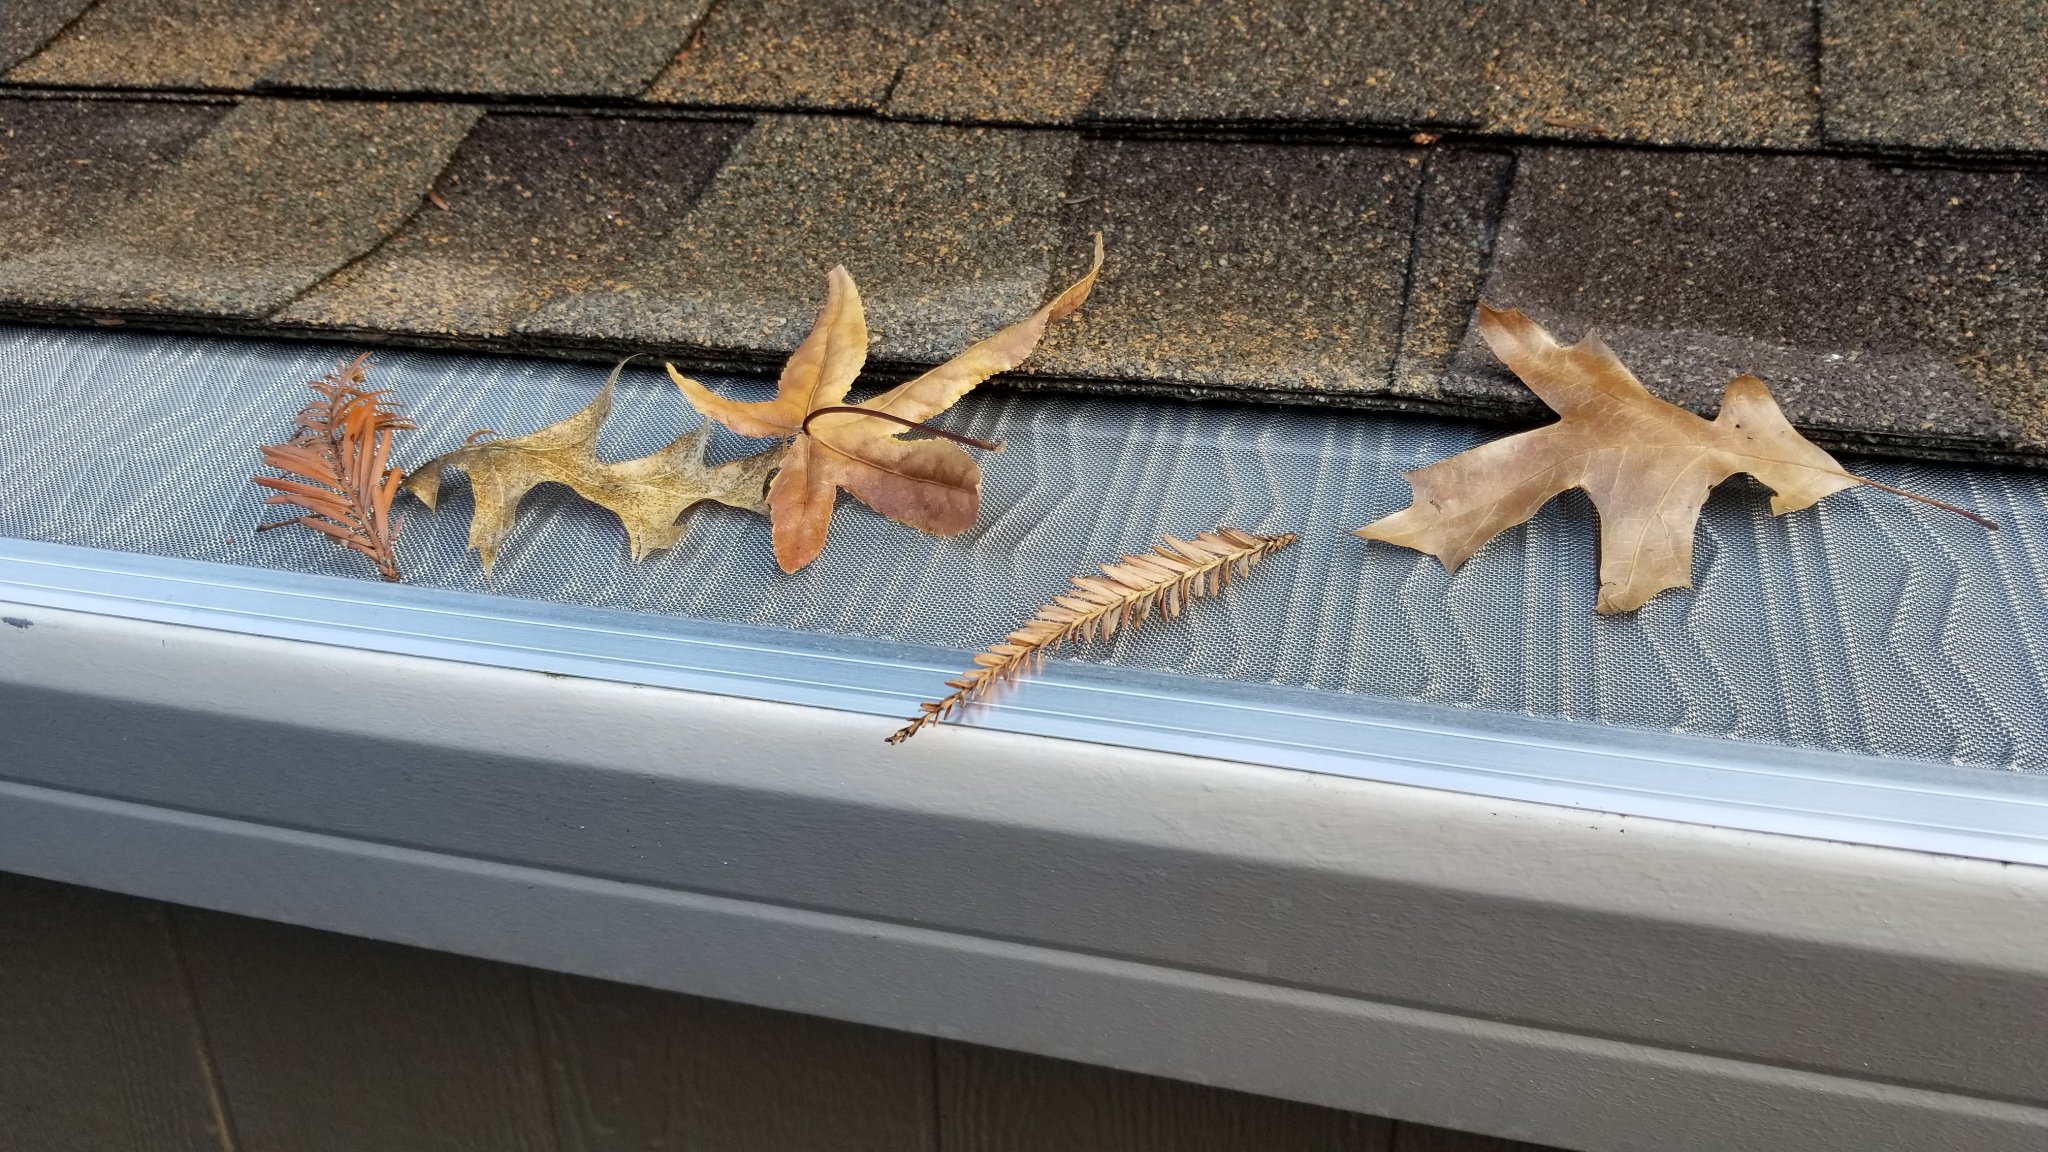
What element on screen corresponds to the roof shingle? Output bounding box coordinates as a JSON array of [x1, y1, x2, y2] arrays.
[[0, 0, 91, 73], [10, 0, 707, 96], [642, 0, 939, 111], [1093, 1, 1482, 130], [519, 116, 1078, 366], [1445, 148, 2048, 462], [1091, 0, 1818, 147], [1034, 137, 1426, 399], [1821, 0, 2048, 154], [1391, 147, 1514, 398], [280, 114, 746, 339], [0, 98, 226, 255], [1474, 0, 1818, 147], [887, 0, 1131, 124], [0, 1, 2043, 468], [0, 99, 479, 318]]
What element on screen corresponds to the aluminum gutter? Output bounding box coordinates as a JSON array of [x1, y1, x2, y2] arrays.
[[5, 538, 2048, 866], [5, 543, 2048, 1151]]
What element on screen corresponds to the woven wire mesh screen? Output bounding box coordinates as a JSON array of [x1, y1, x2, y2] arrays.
[[3, 323, 2045, 772]]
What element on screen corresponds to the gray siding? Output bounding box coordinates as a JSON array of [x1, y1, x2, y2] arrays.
[[0, 870, 1563, 1152]]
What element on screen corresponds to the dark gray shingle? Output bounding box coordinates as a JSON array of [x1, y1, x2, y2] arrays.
[[1453, 148, 2048, 462], [0, 99, 227, 255], [1032, 137, 1426, 398]]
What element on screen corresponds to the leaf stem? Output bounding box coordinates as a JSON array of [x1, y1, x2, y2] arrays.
[[1849, 474, 1999, 530], [801, 405, 1004, 451]]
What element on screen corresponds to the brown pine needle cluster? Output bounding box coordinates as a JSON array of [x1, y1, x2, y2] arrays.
[[255, 353, 413, 582], [889, 528, 1297, 743]]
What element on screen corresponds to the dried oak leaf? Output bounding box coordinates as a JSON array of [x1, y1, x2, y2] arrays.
[[1358, 305, 1992, 614], [255, 352, 412, 582], [890, 528, 1296, 743], [671, 236, 1105, 574], [403, 360, 778, 573]]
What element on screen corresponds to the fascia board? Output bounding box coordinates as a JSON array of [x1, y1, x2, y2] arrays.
[[3, 600, 2048, 1152]]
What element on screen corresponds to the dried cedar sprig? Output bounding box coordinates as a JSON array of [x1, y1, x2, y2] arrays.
[[254, 353, 413, 582], [889, 528, 1296, 743]]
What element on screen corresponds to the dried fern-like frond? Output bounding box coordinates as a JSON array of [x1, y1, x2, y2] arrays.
[[255, 352, 414, 582], [889, 527, 1297, 743]]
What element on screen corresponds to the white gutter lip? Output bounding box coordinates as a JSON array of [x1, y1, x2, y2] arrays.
[[6, 536, 2047, 866]]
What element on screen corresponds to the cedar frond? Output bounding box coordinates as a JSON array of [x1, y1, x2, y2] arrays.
[[254, 352, 414, 582], [888, 527, 1296, 743]]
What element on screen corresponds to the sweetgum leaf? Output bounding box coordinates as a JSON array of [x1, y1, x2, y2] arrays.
[[671, 236, 1104, 574]]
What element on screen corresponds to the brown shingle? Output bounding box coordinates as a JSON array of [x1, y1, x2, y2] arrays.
[[0, 99, 227, 254], [1477, 0, 1818, 147], [0, 99, 479, 319], [8, 0, 302, 90], [9, 0, 708, 97], [1094, 1, 1482, 129], [1031, 138, 1423, 398], [0, 0, 92, 72], [1450, 148, 2048, 462], [280, 114, 746, 339], [887, 0, 1134, 124], [1092, 0, 1818, 148], [641, 0, 940, 111], [520, 116, 1079, 365], [1821, 0, 2048, 154]]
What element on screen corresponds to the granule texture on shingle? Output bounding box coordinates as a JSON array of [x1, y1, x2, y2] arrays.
[[887, 0, 1134, 124], [1094, 1, 1483, 128], [641, 0, 941, 111], [1092, 0, 1818, 148], [1030, 138, 1422, 398], [9, 0, 709, 96], [281, 114, 747, 338], [520, 117, 1078, 365], [0, 99, 227, 254], [1454, 148, 2048, 462], [1821, 0, 2048, 153], [1478, 0, 1818, 147], [1392, 147, 1515, 398], [0, 0, 94, 72], [272, 0, 713, 96], [8, 0, 304, 89], [0, 100, 481, 319]]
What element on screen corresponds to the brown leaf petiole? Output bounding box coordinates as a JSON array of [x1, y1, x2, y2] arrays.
[[1848, 474, 1999, 530], [800, 405, 1005, 451]]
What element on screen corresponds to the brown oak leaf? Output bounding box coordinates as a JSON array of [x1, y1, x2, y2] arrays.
[[670, 237, 1104, 574], [1358, 305, 1992, 614], [403, 360, 778, 572]]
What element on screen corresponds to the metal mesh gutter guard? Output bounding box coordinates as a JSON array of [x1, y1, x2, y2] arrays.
[[4, 323, 2048, 860]]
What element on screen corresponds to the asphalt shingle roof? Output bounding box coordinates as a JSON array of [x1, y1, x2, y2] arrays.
[[1821, 0, 2048, 153], [1, 1, 2044, 465], [0, 0, 90, 73], [11, 0, 709, 95], [0, 99, 477, 318]]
